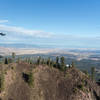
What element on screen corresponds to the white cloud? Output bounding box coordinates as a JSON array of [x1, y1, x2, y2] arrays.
[[0, 24, 53, 38], [0, 20, 8, 23], [0, 21, 100, 49]]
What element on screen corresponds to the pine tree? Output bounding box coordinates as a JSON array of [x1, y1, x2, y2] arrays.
[[4, 58, 8, 64], [50, 60, 54, 67], [37, 56, 41, 65], [91, 67, 95, 81], [12, 52, 15, 59], [47, 57, 51, 66], [12, 52, 16, 62], [56, 56, 59, 68], [41, 58, 45, 65], [60, 56, 65, 71]]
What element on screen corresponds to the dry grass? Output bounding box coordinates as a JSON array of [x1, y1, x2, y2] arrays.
[[0, 63, 99, 100]]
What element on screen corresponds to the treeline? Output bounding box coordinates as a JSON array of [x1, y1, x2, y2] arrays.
[[2, 53, 76, 72], [2, 52, 98, 82], [0, 52, 99, 95], [35, 56, 75, 71]]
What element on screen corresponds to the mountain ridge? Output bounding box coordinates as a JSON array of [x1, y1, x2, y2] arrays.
[[0, 62, 100, 100]]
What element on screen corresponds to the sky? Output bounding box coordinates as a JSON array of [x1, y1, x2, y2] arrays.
[[0, 0, 100, 48]]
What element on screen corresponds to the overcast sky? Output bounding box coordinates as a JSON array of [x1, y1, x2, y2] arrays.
[[0, 0, 100, 48]]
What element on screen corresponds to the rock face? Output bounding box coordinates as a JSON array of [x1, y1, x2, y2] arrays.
[[0, 63, 100, 100]]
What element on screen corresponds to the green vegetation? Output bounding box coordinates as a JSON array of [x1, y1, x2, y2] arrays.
[[12, 52, 16, 59], [2, 53, 97, 82], [22, 72, 34, 87], [37, 56, 41, 65], [77, 79, 88, 92], [28, 72, 34, 87], [73, 87, 78, 93], [82, 70, 88, 75], [56, 56, 60, 68], [60, 56, 66, 71], [47, 57, 51, 66], [0, 52, 99, 100], [82, 70, 90, 78], [3, 53, 16, 64], [77, 84, 84, 91], [4, 58, 8, 64], [91, 67, 95, 81], [41, 58, 45, 65]]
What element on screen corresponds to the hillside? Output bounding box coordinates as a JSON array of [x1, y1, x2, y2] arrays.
[[0, 62, 100, 100]]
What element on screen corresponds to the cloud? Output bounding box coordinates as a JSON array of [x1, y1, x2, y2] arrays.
[[0, 24, 53, 38], [0, 21, 100, 49], [0, 20, 8, 23]]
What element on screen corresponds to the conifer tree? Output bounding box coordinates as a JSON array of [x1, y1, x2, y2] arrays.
[[91, 67, 95, 81], [41, 58, 45, 65], [47, 57, 51, 66], [60, 56, 65, 71], [56, 56, 59, 68], [12, 52, 15, 59], [12, 52, 16, 62], [4, 58, 8, 64], [37, 56, 41, 65]]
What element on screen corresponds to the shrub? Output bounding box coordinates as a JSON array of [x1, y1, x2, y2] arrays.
[[28, 72, 34, 86], [22, 72, 34, 87], [82, 70, 88, 75], [77, 84, 84, 91], [73, 87, 78, 93]]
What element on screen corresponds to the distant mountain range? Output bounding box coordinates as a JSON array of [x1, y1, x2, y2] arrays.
[[1, 43, 100, 50], [0, 43, 100, 61], [0, 43, 61, 49]]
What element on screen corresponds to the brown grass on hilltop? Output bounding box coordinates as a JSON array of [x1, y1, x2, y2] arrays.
[[0, 63, 99, 100]]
